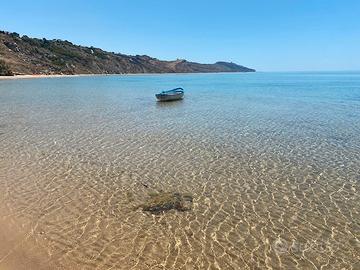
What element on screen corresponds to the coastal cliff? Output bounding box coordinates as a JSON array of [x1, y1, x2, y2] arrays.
[[0, 31, 255, 76]]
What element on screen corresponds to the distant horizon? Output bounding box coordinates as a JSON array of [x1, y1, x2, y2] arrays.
[[2, 0, 360, 72]]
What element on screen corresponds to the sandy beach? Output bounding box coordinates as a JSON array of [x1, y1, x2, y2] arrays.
[[0, 74, 90, 80], [0, 210, 55, 270], [0, 72, 238, 80], [2, 0, 359, 268]]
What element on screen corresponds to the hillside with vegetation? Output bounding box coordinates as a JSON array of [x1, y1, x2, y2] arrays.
[[0, 30, 255, 76]]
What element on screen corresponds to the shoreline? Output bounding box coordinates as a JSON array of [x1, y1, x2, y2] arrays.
[[0, 74, 93, 80], [0, 72, 256, 80]]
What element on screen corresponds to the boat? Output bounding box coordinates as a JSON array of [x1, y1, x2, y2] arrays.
[[155, 87, 184, 101]]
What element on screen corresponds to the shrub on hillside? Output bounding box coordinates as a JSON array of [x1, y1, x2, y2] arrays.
[[0, 59, 14, 76]]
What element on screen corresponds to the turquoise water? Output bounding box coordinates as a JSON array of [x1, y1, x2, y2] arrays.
[[0, 72, 359, 269]]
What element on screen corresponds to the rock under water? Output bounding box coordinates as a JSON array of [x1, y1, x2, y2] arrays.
[[138, 192, 193, 214]]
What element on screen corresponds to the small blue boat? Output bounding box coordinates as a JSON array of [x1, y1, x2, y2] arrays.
[[155, 87, 184, 101]]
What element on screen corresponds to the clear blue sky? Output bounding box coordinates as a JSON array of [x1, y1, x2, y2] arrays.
[[2, 0, 360, 71]]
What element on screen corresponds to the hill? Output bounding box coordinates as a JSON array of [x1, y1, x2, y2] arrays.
[[0, 31, 255, 76]]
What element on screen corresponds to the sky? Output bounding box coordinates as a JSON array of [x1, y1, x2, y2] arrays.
[[2, 0, 360, 71]]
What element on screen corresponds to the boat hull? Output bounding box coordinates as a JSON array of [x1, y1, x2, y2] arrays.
[[155, 92, 184, 101]]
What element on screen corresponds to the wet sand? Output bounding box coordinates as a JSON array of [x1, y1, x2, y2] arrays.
[[0, 211, 53, 270]]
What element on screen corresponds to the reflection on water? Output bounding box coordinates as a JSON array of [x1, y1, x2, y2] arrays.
[[0, 72, 359, 269], [156, 98, 185, 108]]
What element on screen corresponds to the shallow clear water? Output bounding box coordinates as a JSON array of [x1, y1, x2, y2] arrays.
[[0, 72, 359, 269]]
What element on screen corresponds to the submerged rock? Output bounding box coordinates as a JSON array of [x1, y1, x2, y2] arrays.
[[139, 192, 193, 214]]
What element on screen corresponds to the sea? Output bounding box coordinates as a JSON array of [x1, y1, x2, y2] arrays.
[[0, 72, 359, 269]]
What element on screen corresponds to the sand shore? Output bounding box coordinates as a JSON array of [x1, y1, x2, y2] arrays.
[[0, 74, 93, 80], [0, 210, 61, 270], [0, 72, 238, 80]]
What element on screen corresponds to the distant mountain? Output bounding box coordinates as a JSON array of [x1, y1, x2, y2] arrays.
[[0, 30, 255, 76]]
